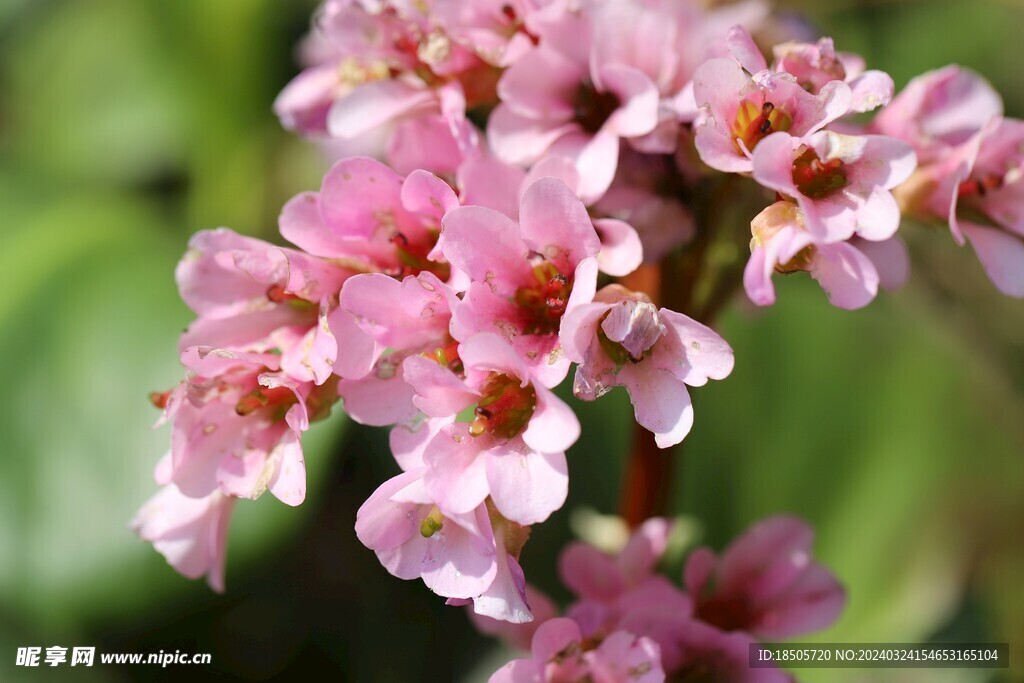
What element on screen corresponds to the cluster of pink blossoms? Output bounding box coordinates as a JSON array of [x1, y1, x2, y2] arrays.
[[482, 516, 843, 682], [136, 0, 1023, 679]]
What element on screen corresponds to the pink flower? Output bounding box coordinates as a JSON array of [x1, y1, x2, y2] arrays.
[[947, 118, 1024, 297], [355, 467, 500, 600], [909, 116, 1024, 297], [440, 177, 602, 388], [871, 65, 1003, 165], [561, 522, 695, 671], [432, 0, 562, 67], [132, 485, 234, 593], [175, 228, 350, 374], [691, 42, 852, 174], [279, 157, 460, 283], [277, 0, 491, 148], [561, 286, 734, 448], [489, 618, 665, 683], [404, 332, 577, 526], [334, 270, 459, 426], [668, 620, 790, 683], [751, 130, 916, 243], [772, 37, 894, 113], [684, 515, 846, 640], [486, 4, 668, 201], [743, 201, 892, 310], [559, 517, 674, 602], [155, 352, 328, 508]]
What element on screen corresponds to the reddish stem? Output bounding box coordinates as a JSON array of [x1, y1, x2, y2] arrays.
[[617, 263, 673, 527]]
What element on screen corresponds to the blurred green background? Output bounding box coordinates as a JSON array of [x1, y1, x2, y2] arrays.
[[0, 0, 1021, 680]]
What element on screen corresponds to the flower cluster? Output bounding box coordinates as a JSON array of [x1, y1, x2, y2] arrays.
[[135, 0, 1022, 679], [483, 515, 845, 682]]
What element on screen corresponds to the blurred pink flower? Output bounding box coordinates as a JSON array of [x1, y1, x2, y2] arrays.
[[684, 515, 846, 640]]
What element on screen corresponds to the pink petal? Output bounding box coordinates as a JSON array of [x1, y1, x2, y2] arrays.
[[279, 191, 340, 258], [328, 305, 379, 380], [599, 64, 660, 138], [338, 372, 416, 426], [486, 443, 568, 525], [440, 206, 532, 290], [327, 78, 436, 139], [460, 332, 534, 384], [848, 70, 894, 113], [809, 242, 880, 310], [472, 531, 534, 623], [726, 25, 768, 74], [522, 385, 580, 454], [850, 236, 910, 291], [619, 517, 673, 584], [420, 506, 498, 598], [522, 155, 581, 197], [962, 222, 1024, 297], [403, 355, 479, 418], [401, 169, 460, 222], [280, 296, 338, 385], [266, 423, 307, 506], [497, 45, 583, 119], [319, 157, 412, 244], [388, 114, 464, 177], [750, 132, 799, 195], [558, 542, 626, 601], [389, 414, 453, 472], [519, 177, 601, 271], [694, 120, 754, 174], [132, 486, 234, 593], [683, 547, 718, 596], [457, 156, 527, 221], [531, 618, 584, 664], [656, 309, 735, 386], [273, 64, 339, 134], [487, 104, 578, 165], [743, 241, 777, 307], [718, 516, 813, 593], [617, 362, 693, 449], [553, 130, 620, 203], [560, 301, 613, 363], [754, 564, 847, 639], [423, 425, 490, 515], [592, 218, 643, 277], [356, 471, 423, 557]]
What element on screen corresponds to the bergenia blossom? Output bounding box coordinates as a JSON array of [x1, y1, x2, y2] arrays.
[[750, 130, 916, 242], [489, 618, 665, 683], [137, 0, 1024, 675], [772, 36, 894, 113], [684, 515, 847, 639], [562, 286, 734, 448], [440, 177, 603, 388], [406, 332, 578, 527], [744, 201, 900, 311], [691, 27, 852, 174]]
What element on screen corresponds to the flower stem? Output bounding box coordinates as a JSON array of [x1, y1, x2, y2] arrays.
[[616, 175, 751, 527]]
